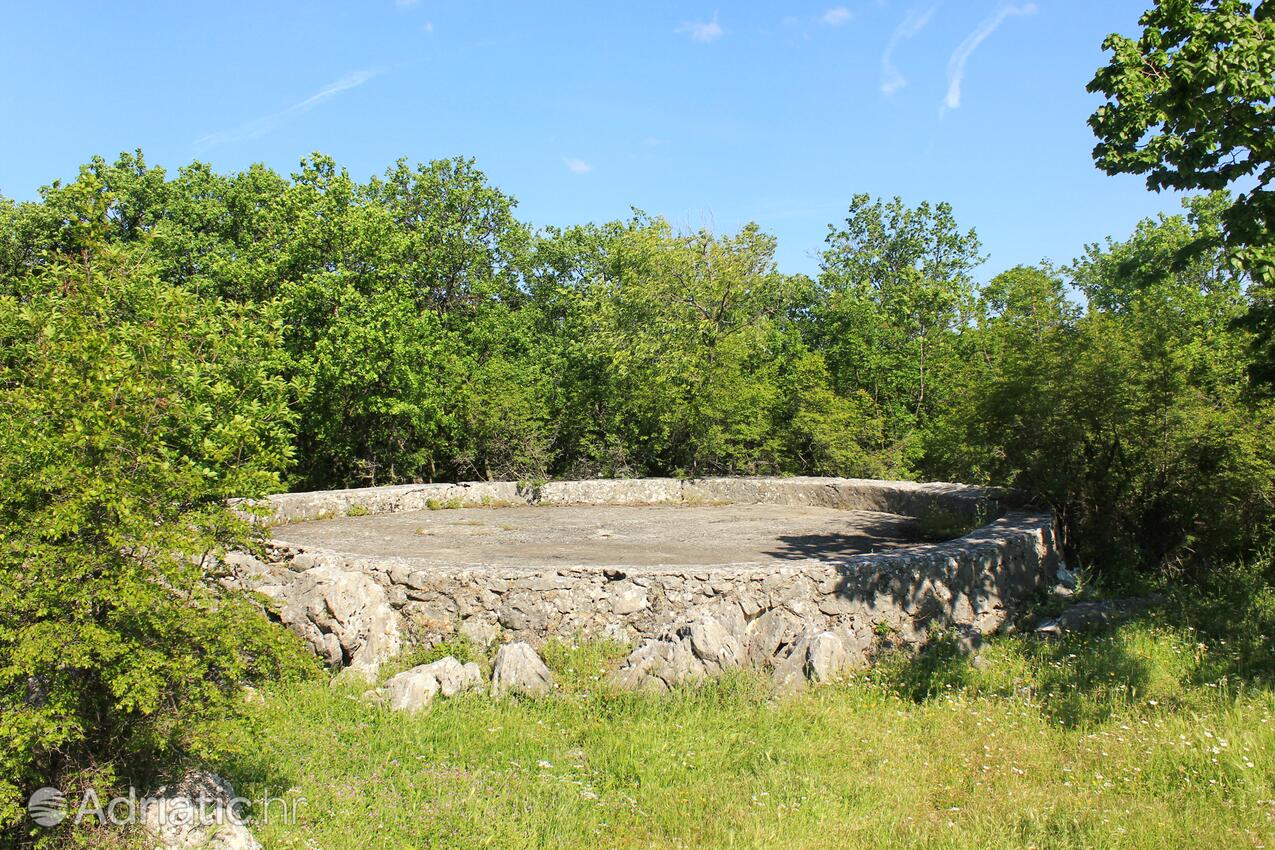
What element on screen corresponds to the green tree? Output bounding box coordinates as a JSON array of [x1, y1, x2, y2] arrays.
[[1089, 0, 1274, 278], [527, 216, 884, 478], [0, 238, 311, 836], [1089, 1, 1275, 386], [812, 195, 984, 473], [931, 200, 1275, 571]]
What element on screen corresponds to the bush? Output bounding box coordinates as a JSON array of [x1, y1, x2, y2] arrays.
[[926, 199, 1275, 573], [0, 237, 315, 841]]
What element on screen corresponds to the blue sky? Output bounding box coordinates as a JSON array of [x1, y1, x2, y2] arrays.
[[1, 1, 1184, 277]]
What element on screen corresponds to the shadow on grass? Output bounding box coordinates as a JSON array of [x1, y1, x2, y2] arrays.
[[876, 624, 1166, 727], [877, 554, 1275, 728], [199, 708, 305, 817], [1167, 555, 1275, 686]]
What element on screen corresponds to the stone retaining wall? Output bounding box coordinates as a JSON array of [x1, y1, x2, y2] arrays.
[[229, 477, 1061, 684], [245, 476, 999, 526]]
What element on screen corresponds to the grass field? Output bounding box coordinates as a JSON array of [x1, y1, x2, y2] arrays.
[[202, 594, 1275, 850]]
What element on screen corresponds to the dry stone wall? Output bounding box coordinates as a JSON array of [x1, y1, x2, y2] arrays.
[[242, 476, 994, 526], [230, 477, 1062, 685]]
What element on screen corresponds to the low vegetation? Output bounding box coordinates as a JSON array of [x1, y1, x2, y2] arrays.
[[201, 562, 1275, 849]]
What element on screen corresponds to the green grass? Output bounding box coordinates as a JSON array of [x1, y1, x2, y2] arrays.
[[201, 613, 1275, 850], [425, 496, 464, 510]]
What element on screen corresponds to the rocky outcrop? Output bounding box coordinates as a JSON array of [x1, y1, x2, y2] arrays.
[[610, 610, 860, 693], [770, 630, 858, 692], [143, 770, 260, 850], [380, 668, 439, 711], [609, 612, 747, 692], [490, 642, 554, 697], [804, 631, 851, 683], [261, 564, 402, 681]]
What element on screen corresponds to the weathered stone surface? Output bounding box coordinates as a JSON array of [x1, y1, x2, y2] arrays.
[[535, 478, 684, 506], [490, 642, 553, 697], [769, 630, 856, 692], [610, 612, 747, 691], [609, 580, 649, 615], [687, 615, 745, 674], [374, 655, 483, 710], [278, 564, 401, 681], [379, 666, 441, 711], [498, 596, 551, 633], [143, 770, 261, 850], [609, 641, 673, 692], [805, 631, 849, 682], [458, 616, 501, 647], [610, 634, 706, 692], [238, 477, 1061, 689], [746, 608, 803, 666], [417, 656, 484, 698]]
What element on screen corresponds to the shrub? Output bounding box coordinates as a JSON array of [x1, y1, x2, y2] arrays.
[[0, 238, 314, 841]]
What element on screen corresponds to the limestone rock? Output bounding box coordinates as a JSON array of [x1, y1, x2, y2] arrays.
[[771, 630, 852, 692], [498, 595, 551, 633], [417, 656, 484, 698], [373, 656, 484, 711], [745, 607, 803, 666], [805, 631, 849, 683], [143, 770, 261, 850], [610, 612, 743, 691], [771, 633, 813, 693], [609, 580, 649, 615], [458, 616, 501, 647], [279, 564, 402, 681], [609, 641, 672, 692], [490, 642, 554, 697], [610, 636, 705, 692], [686, 615, 745, 674], [380, 666, 441, 711]]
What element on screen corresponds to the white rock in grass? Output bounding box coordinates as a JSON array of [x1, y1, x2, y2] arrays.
[[415, 656, 484, 698], [279, 564, 402, 681], [143, 770, 261, 850], [490, 642, 553, 697], [687, 615, 745, 674], [381, 667, 441, 712], [771, 630, 850, 692], [372, 656, 484, 711]]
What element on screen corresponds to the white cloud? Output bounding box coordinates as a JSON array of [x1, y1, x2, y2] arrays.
[[881, 5, 939, 95], [194, 69, 379, 148], [563, 157, 592, 174], [942, 3, 1037, 113], [422, 21, 433, 33], [677, 12, 723, 43], [394, 0, 418, 7], [822, 6, 852, 26]]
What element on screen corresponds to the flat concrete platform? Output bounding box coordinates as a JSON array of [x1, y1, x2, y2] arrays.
[[273, 504, 929, 568]]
